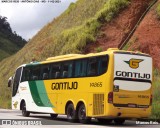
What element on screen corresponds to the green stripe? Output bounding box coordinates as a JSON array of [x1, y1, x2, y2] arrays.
[[29, 81, 44, 106], [28, 81, 54, 107], [35, 81, 53, 107]]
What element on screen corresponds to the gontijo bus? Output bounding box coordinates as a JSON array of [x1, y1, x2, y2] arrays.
[[8, 48, 152, 124]]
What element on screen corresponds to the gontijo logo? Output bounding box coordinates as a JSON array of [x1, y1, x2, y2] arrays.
[[124, 58, 143, 69]]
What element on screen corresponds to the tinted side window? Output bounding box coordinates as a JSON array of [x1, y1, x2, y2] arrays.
[[50, 63, 61, 79], [41, 65, 50, 80], [21, 67, 31, 82], [62, 61, 74, 78], [12, 67, 22, 97], [75, 59, 87, 77], [87, 57, 98, 76], [99, 55, 109, 75], [31, 66, 40, 80]]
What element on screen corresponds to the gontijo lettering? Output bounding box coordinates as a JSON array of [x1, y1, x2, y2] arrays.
[[116, 71, 151, 79], [51, 82, 78, 90]]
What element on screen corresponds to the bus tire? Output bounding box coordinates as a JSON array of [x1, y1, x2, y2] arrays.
[[114, 118, 125, 125], [66, 103, 77, 122], [50, 114, 58, 119], [97, 118, 112, 124], [78, 104, 91, 124], [22, 102, 30, 117]]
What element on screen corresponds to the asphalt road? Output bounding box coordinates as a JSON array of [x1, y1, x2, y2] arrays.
[[0, 109, 159, 128]]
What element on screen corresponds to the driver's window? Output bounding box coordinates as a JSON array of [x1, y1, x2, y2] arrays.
[[12, 67, 22, 97]]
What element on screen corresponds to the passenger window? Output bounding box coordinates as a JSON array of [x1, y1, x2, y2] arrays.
[[31, 66, 40, 80], [41, 65, 50, 80], [87, 57, 98, 76], [50, 63, 61, 79], [75, 59, 87, 77], [99, 56, 109, 75], [62, 61, 74, 78], [21, 67, 31, 82]]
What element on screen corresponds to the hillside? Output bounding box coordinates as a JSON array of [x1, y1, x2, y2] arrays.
[[0, 16, 27, 61], [124, 0, 160, 68], [84, 0, 155, 53], [0, 0, 160, 119]]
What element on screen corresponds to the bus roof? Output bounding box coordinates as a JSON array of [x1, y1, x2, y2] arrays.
[[25, 48, 150, 66], [43, 48, 117, 64]]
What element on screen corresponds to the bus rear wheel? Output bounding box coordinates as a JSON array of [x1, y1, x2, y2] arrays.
[[78, 104, 91, 124], [66, 103, 77, 122], [50, 114, 58, 119], [114, 118, 125, 125], [22, 102, 30, 117]]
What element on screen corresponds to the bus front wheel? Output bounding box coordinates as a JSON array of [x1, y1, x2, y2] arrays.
[[66, 103, 77, 122], [78, 104, 91, 124], [22, 102, 30, 117], [114, 118, 125, 125]]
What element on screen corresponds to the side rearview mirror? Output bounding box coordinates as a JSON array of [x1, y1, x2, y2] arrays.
[[8, 76, 13, 87]]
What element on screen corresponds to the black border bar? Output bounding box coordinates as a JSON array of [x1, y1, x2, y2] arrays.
[[114, 77, 152, 83]]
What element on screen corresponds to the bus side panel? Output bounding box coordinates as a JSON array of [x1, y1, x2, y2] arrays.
[[19, 81, 55, 113], [44, 76, 108, 116], [43, 53, 114, 117]]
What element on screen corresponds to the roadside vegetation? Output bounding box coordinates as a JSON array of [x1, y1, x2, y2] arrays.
[[123, 36, 138, 50], [51, 0, 130, 55], [156, 3, 160, 19], [151, 69, 160, 120]]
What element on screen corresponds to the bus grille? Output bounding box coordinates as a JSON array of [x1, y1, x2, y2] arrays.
[[93, 94, 104, 115]]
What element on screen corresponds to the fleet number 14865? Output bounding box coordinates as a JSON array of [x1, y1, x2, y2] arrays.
[[90, 82, 102, 87]]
